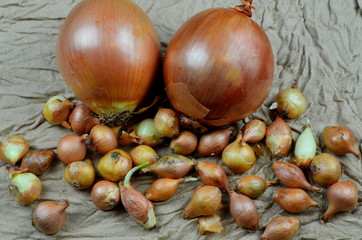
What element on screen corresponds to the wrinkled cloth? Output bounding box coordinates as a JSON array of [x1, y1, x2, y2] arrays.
[[0, 0, 361, 239]]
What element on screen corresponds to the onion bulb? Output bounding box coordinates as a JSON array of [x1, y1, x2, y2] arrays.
[[237, 175, 278, 199], [57, 134, 87, 165], [19, 150, 55, 176], [0, 135, 30, 165], [42, 96, 73, 125], [275, 81, 307, 119], [134, 118, 164, 147], [199, 214, 224, 234], [64, 104, 100, 134], [241, 119, 266, 143], [222, 133, 256, 174], [130, 145, 159, 166], [91, 180, 120, 210], [163, 2, 274, 126], [323, 126, 360, 158], [57, 0, 160, 125], [273, 188, 320, 213], [170, 130, 198, 155], [266, 115, 293, 157], [310, 153, 342, 187], [197, 127, 234, 156], [260, 216, 301, 240], [196, 161, 229, 191], [97, 149, 132, 182], [64, 159, 96, 189], [90, 125, 118, 154], [294, 119, 316, 167], [154, 107, 179, 138], [32, 199, 70, 235], [322, 181, 358, 222]]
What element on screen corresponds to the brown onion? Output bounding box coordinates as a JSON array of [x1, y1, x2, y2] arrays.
[[242, 119, 266, 143], [228, 189, 259, 230], [145, 177, 197, 202], [90, 125, 118, 154], [7, 167, 42, 205], [170, 130, 198, 155], [271, 161, 321, 192], [97, 149, 132, 182], [130, 145, 159, 166], [322, 181, 358, 222], [42, 96, 73, 125], [141, 154, 195, 179], [265, 115, 293, 157], [197, 127, 235, 156], [57, 0, 160, 125], [260, 216, 301, 240], [182, 185, 222, 219], [310, 153, 342, 187], [32, 199, 70, 235], [154, 107, 180, 138], [19, 150, 55, 176], [196, 161, 229, 191], [64, 104, 100, 134], [273, 188, 320, 213], [199, 214, 224, 234], [64, 159, 96, 189], [163, 2, 274, 126], [323, 126, 360, 158], [222, 133, 256, 174], [57, 134, 87, 165], [0, 135, 29, 165], [91, 180, 120, 210], [237, 175, 278, 199], [120, 162, 156, 229]]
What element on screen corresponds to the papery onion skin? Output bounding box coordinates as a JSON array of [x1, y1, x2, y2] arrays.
[[196, 161, 229, 191], [199, 214, 224, 234], [260, 216, 301, 240], [163, 6, 274, 126], [130, 145, 159, 166], [310, 153, 342, 187], [8, 171, 42, 205], [322, 181, 358, 222], [273, 188, 320, 213], [323, 126, 360, 158], [20, 150, 55, 176], [0, 135, 30, 165], [276, 85, 307, 119], [42, 96, 73, 125], [91, 180, 120, 210], [265, 115, 293, 157], [65, 104, 100, 134], [57, 0, 160, 120], [90, 125, 118, 154], [64, 159, 96, 189], [197, 127, 234, 156], [57, 134, 87, 165], [97, 149, 132, 182], [170, 130, 198, 155], [242, 119, 266, 143]]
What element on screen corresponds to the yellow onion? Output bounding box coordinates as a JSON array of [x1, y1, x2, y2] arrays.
[[32, 199, 70, 235], [199, 214, 224, 234], [42, 96, 73, 125], [260, 216, 301, 240], [130, 145, 159, 166], [19, 150, 55, 176], [241, 119, 266, 143], [141, 154, 195, 179], [64, 159, 96, 189], [170, 130, 198, 155], [90, 125, 118, 154], [237, 175, 278, 199], [120, 162, 156, 229], [7, 167, 42, 205], [145, 177, 198, 202], [197, 127, 235, 156], [310, 153, 342, 187], [134, 118, 164, 147], [265, 114, 293, 157], [322, 181, 358, 222], [57, 134, 87, 165], [182, 185, 222, 219], [91, 180, 120, 210], [57, 0, 160, 126], [97, 149, 132, 182], [154, 107, 180, 138], [63, 104, 100, 134], [0, 135, 29, 165], [294, 119, 316, 167], [323, 126, 360, 158], [222, 133, 256, 174], [196, 161, 229, 191], [273, 188, 320, 213], [276, 81, 307, 119]]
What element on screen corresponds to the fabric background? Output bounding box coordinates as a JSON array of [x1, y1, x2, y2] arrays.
[[1, 0, 361, 239]]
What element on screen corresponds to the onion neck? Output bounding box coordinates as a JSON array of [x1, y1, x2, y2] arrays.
[[123, 162, 149, 188], [235, 0, 254, 17]]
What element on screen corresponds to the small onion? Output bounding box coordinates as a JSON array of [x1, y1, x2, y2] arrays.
[[64, 159, 96, 189], [273, 188, 320, 213], [154, 107, 180, 138], [241, 119, 266, 143], [97, 149, 132, 182], [322, 181, 358, 222], [196, 161, 229, 191], [57, 134, 87, 165], [294, 119, 316, 167], [42, 96, 73, 125], [197, 127, 234, 156], [130, 145, 159, 166], [222, 133, 256, 174], [260, 216, 301, 240], [163, 2, 274, 126], [323, 126, 360, 158], [199, 214, 224, 234], [134, 118, 164, 147], [237, 175, 278, 199], [90, 125, 118, 154], [265, 114, 293, 157], [19, 150, 55, 176], [64, 104, 100, 134], [310, 153, 342, 187], [91, 180, 120, 210], [0, 135, 29, 165], [32, 199, 70, 235], [170, 130, 198, 155], [57, 0, 161, 125]]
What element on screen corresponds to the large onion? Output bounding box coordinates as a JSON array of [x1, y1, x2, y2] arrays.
[[163, 1, 274, 126], [57, 0, 160, 125]]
